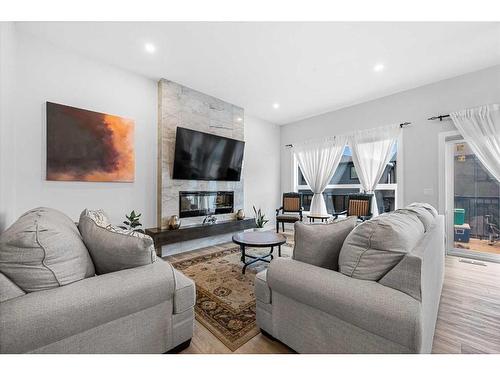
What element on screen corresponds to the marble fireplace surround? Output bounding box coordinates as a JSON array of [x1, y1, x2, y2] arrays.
[[157, 79, 245, 254]]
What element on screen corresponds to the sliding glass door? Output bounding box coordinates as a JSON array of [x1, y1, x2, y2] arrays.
[[445, 137, 500, 262]]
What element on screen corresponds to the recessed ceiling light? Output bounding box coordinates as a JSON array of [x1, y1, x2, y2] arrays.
[[236, 117, 243, 122], [373, 63, 385, 72], [145, 43, 156, 53], [273, 103, 280, 109]]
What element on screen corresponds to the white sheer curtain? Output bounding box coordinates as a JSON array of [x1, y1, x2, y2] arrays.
[[293, 136, 347, 215], [450, 104, 500, 182], [348, 124, 401, 217]]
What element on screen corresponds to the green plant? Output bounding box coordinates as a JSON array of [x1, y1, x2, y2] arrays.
[[119, 210, 144, 233], [253, 206, 269, 228]]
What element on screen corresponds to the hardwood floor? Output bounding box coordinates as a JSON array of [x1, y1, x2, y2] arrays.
[[432, 256, 500, 353], [169, 243, 500, 354]]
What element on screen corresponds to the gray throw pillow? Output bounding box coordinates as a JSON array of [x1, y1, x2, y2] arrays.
[[397, 206, 435, 232], [293, 216, 357, 270], [338, 211, 425, 281], [78, 209, 156, 275], [408, 202, 438, 218], [0, 207, 95, 292]]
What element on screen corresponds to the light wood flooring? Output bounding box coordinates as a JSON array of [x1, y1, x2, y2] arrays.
[[167, 240, 500, 354]]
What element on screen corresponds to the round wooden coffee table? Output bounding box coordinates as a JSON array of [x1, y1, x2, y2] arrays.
[[232, 231, 287, 274], [307, 213, 331, 223]]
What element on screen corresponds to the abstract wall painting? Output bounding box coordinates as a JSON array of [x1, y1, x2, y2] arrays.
[[46, 102, 135, 182]]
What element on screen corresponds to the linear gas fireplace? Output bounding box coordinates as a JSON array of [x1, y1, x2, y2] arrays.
[[179, 191, 234, 218]]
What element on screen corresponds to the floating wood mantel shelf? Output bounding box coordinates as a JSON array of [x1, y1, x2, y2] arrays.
[[145, 218, 257, 256]]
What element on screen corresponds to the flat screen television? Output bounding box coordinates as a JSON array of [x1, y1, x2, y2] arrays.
[[172, 127, 245, 181]]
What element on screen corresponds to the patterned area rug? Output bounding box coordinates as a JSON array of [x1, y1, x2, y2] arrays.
[[170, 233, 294, 351]]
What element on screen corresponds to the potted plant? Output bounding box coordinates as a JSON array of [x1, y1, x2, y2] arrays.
[[119, 210, 144, 233], [253, 206, 268, 231]]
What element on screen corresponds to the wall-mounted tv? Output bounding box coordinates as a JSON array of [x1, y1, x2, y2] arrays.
[[172, 127, 245, 181]]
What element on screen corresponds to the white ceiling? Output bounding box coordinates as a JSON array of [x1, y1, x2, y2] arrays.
[[16, 22, 500, 125]]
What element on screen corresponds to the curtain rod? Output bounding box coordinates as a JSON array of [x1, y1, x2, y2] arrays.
[[284, 122, 411, 148], [428, 114, 450, 121]]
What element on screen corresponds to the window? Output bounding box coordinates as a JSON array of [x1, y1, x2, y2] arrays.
[[451, 141, 500, 257], [295, 143, 398, 215]]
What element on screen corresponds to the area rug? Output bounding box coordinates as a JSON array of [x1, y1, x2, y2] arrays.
[[170, 234, 293, 351]]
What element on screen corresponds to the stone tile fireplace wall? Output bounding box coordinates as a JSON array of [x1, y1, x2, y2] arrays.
[[157, 79, 245, 235]]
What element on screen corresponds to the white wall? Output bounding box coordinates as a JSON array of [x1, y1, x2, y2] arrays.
[[0, 22, 16, 231], [244, 115, 281, 227], [3, 28, 158, 228], [280, 65, 500, 211], [1, 27, 282, 237]]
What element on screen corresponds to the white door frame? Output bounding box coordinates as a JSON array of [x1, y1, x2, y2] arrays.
[[438, 130, 500, 263]]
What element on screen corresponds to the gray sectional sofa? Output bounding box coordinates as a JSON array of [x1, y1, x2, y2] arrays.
[[255, 203, 445, 353], [0, 207, 195, 354]]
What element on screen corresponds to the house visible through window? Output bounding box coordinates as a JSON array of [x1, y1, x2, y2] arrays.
[[296, 143, 398, 215]]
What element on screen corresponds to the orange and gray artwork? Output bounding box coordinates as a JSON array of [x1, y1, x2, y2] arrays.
[[46, 102, 134, 182]]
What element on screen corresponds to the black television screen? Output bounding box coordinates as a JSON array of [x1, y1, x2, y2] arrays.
[[172, 127, 245, 181]]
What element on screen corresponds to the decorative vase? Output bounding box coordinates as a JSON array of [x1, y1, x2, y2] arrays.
[[167, 215, 181, 230], [253, 227, 266, 232], [236, 209, 245, 220]]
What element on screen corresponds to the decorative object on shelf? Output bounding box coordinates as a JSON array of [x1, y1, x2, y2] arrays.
[[236, 209, 245, 220], [253, 206, 268, 231], [167, 215, 181, 230], [118, 210, 144, 233], [46, 102, 135, 182], [202, 214, 217, 225]]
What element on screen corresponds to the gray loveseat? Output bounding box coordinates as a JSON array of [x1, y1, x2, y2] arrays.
[[255, 203, 444, 353], [0, 207, 195, 354]]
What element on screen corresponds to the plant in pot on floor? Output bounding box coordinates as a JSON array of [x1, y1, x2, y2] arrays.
[[119, 210, 145, 233], [253, 206, 268, 231]]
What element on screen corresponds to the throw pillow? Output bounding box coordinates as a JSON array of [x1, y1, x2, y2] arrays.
[[293, 216, 357, 270], [78, 209, 156, 274], [408, 202, 438, 218], [0, 207, 95, 292], [338, 210, 425, 281], [397, 206, 435, 232]]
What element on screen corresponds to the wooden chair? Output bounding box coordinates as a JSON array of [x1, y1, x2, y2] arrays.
[[333, 193, 373, 222], [276, 192, 303, 233]]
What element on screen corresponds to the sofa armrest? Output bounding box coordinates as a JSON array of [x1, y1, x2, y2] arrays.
[[267, 258, 422, 351], [255, 269, 271, 304], [0, 272, 25, 302], [0, 260, 175, 353], [172, 269, 195, 314]]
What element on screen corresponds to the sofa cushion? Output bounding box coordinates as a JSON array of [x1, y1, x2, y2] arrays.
[[293, 217, 357, 270], [78, 209, 156, 275], [0, 207, 95, 293], [0, 273, 26, 302], [338, 211, 425, 281], [267, 258, 422, 352]]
